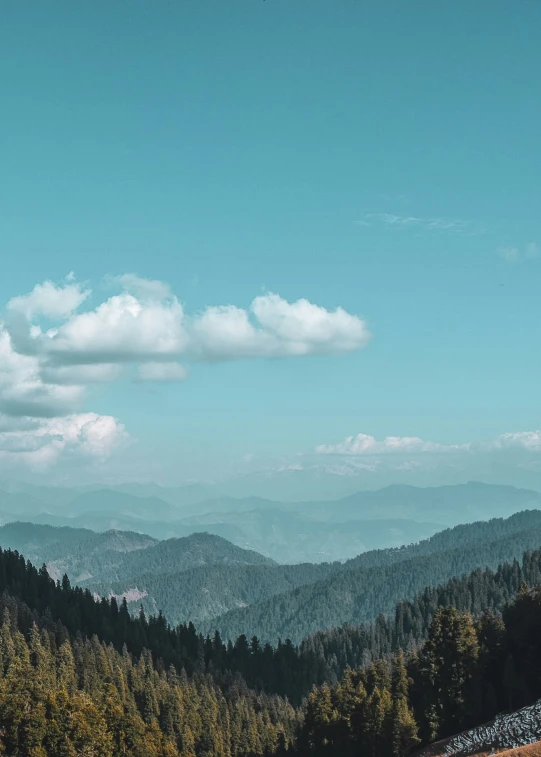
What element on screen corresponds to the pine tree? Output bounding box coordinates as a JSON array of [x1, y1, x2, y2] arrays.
[[418, 607, 479, 740], [390, 652, 419, 757]]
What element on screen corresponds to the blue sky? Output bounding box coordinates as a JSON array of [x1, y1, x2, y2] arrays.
[[1, 0, 540, 486]]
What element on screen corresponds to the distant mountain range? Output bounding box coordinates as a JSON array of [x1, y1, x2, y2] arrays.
[[1, 480, 540, 564]]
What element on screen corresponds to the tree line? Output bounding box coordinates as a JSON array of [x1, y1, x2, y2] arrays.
[[3, 540, 541, 753], [297, 583, 541, 757]]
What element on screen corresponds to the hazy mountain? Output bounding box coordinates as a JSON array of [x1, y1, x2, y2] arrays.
[[176, 509, 442, 563], [0, 523, 272, 587], [66, 489, 187, 520], [76, 481, 214, 509], [0, 490, 46, 518], [107, 531, 275, 582], [1, 481, 540, 565], [283, 481, 541, 526], [0, 521, 157, 583]]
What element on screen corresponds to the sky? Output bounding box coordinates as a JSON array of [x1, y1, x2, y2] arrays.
[[1, 0, 540, 488]]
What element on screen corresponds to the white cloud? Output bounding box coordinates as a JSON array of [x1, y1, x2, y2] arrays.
[[490, 431, 541, 452], [317, 430, 541, 458], [0, 320, 128, 469], [7, 279, 90, 320], [1, 274, 369, 470], [137, 362, 188, 382], [316, 432, 467, 456], [42, 292, 188, 364], [251, 293, 368, 355], [191, 294, 369, 359], [7, 276, 369, 366], [191, 305, 262, 359], [0, 325, 84, 418], [0, 412, 128, 468]]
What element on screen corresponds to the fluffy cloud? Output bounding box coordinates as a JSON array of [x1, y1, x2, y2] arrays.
[[0, 412, 128, 467], [1, 274, 369, 469], [189, 295, 367, 360], [0, 322, 126, 467], [251, 293, 368, 355], [0, 325, 84, 418], [316, 433, 468, 456], [11, 281, 369, 365], [42, 293, 188, 365], [7, 278, 90, 320]]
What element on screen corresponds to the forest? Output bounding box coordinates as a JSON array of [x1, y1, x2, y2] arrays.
[[2, 532, 541, 754]]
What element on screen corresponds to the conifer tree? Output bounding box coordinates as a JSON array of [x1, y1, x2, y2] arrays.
[[390, 652, 419, 757]]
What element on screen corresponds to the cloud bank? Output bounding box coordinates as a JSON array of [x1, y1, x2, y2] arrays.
[[315, 433, 469, 456], [316, 430, 541, 457], [1, 274, 370, 469]]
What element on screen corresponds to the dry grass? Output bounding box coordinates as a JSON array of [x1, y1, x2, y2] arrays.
[[494, 742, 541, 757], [415, 740, 541, 757]]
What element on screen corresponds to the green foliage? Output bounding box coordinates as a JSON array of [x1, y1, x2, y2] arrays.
[[209, 511, 541, 644], [90, 561, 337, 627], [4, 513, 541, 755], [0, 614, 296, 757], [417, 607, 479, 740]]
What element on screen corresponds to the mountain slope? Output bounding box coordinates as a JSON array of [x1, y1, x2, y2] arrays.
[[109, 530, 275, 581], [0, 521, 157, 582], [0, 523, 274, 586], [89, 560, 340, 624], [206, 510, 541, 643], [175, 509, 442, 563]]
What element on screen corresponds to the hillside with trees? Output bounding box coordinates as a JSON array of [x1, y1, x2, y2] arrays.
[[3, 533, 541, 754], [207, 512, 541, 643], [5, 511, 541, 638], [296, 587, 541, 757], [90, 561, 341, 626]]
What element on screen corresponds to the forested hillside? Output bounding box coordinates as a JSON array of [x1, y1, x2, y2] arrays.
[[0, 595, 297, 757], [74, 511, 541, 629], [0, 525, 274, 584], [296, 587, 541, 757], [90, 561, 340, 625], [4, 532, 541, 754], [208, 512, 541, 643], [5, 511, 541, 636], [344, 509, 541, 571]]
